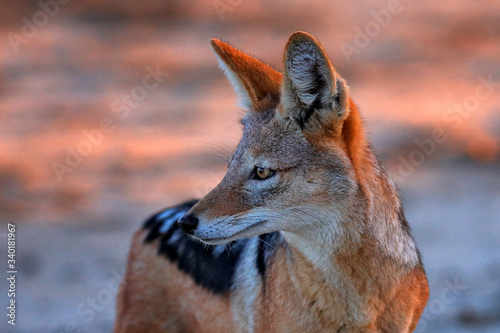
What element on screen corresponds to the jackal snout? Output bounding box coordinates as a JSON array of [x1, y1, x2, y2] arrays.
[[177, 213, 199, 235]]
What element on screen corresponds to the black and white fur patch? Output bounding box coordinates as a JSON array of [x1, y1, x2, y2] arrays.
[[143, 200, 282, 294], [143, 200, 246, 294]]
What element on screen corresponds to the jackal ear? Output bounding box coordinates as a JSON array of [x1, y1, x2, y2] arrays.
[[211, 39, 282, 112], [282, 32, 350, 134]]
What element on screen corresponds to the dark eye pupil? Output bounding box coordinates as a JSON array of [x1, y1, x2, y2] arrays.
[[257, 167, 270, 178], [250, 166, 274, 180]]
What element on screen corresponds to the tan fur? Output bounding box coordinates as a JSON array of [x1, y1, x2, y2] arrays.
[[115, 230, 234, 333], [115, 32, 429, 332]]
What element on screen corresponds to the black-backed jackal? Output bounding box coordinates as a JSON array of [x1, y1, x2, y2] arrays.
[[114, 32, 429, 332]]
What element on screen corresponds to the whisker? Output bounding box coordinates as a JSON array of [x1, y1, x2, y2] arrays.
[[258, 237, 278, 251], [196, 141, 233, 157], [288, 210, 318, 234], [292, 207, 330, 229]]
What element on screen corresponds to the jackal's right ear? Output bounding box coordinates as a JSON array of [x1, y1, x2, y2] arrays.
[[211, 39, 282, 112], [282, 32, 350, 135]]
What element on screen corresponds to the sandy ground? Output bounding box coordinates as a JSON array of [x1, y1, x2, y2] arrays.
[[0, 0, 499, 332]]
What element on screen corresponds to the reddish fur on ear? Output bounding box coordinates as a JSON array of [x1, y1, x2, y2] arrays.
[[211, 39, 282, 112], [341, 99, 368, 183]]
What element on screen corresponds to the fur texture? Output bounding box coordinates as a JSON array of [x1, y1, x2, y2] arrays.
[[114, 32, 429, 333]]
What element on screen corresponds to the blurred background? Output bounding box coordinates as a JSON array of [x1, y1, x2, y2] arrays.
[[0, 0, 499, 332]]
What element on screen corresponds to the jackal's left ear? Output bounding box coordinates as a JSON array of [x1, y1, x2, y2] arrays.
[[282, 32, 350, 134], [211, 39, 282, 112]]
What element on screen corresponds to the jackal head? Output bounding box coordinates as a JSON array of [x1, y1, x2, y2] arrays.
[[178, 32, 367, 245]]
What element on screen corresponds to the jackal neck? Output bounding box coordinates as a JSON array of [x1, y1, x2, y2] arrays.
[[276, 160, 421, 327]]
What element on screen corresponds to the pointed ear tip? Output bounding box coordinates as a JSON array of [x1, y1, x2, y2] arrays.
[[210, 39, 237, 57], [287, 31, 318, 44], [284, 31, 327, 62], [210, 38, 221, 49]]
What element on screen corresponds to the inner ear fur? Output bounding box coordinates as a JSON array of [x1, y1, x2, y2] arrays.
[[281, 32, 350, 135]]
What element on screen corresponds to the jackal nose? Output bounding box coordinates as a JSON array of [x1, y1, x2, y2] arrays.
[[177, 213, 199, 235]]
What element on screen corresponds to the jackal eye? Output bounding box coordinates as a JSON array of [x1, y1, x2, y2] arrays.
[[250, 166, 275, 180]]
